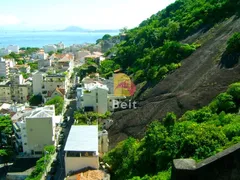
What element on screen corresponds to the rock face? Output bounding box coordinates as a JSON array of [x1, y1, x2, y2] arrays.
[[108, 16, 240, 149], [171, 143, 240, 180]]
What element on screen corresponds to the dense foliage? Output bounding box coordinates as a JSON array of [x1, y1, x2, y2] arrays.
[[29, 95, 44, 106], [26, 145, 55, 180], [99, 60, 120, 78], [74, 111, 111, 125], [28, 62, 38, 72], [0, 116, 14, 163], [45, 96, 64, 115], [104, 82, 240, 180], [226, 32, 240, 54], [74, 58, 98, 80], [103, 0, 240, 84]]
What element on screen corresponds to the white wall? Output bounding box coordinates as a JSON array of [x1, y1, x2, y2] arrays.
[[65, 156, 99, 176], [33, 73, 43, 95]]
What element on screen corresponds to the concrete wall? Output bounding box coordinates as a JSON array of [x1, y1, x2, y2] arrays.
[[25, 117, 54, 154], [0, 86, 11, 103], [172, 143, 240, 180], [65, 156, 99, 176]]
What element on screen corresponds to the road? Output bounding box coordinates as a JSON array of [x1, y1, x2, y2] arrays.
[[50, 98, 76, 180]]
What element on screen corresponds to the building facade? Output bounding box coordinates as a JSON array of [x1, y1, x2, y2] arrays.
[[14, 105, 57, 155], [0, 74, 32, 103], [77, 82, 109, 114], [64, 126, 99, 176]]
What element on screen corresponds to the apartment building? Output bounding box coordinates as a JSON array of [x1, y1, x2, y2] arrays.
[[13, 105, 58, 155], [0, 58, 10, 77], [7, 45, 19, 53], [77, 82, 109, 114], [43, 45, 57, 53], [0, 74, 32, 103], [33, 72, 67, 101], [64, 125, 99, 176]]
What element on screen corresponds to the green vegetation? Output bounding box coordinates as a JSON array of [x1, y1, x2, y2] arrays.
[[29, 95, 44, 106], [0, 116, 13, 163], [28, 62, 38, 72], [20, 47, 40, 55], [21, 72, 30, 79], [104, 0, 240, 84], [45, 96, 64, 115], [104, 82, 240, 180], [0, 116, 13, 145], [96, 34, 112, 44], [74, 58, 98, 80], [226, 32, 240, 54], [74, 111, 110, 125], [100, 60, 120, 78], [26, 145, 55, 180]]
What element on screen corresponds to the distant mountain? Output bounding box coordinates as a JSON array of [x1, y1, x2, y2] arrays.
[[60, 26, 119, 33], [60, 26, 88, 32]]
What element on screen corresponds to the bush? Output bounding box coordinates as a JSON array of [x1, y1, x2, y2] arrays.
[[226, 32, 240, 53], [45, 96, 64, 115]]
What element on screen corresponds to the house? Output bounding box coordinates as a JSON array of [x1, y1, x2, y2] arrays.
[[32, 72, 68, 101], [43, 44, 57, 53], [49, 87, 65, 99], [32, 51, 48, 60], [77, 82, 109, 114], [14, 64, 31, 73], [64, 125, 99, 176], [66, 169, 110, 180], [13, 105, 59, 156], [0, 74, 32, 103], [38, 59, 52, 70]]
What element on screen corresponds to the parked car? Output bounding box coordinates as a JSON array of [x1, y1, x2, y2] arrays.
[[56, 145, 62, 152], [61, 122, 67, 128]]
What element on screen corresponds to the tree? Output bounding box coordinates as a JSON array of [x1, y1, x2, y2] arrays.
[[0, 116, 13, 145], [102, 34, 112, 41], [29, 95, 44, 106], [45, 96, 64, 115]]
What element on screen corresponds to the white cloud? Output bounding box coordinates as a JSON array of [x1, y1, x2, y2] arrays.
[[0, 15, 21, 26]]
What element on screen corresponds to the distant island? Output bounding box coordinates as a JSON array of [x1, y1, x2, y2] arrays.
[[60, 26, 119, 33]]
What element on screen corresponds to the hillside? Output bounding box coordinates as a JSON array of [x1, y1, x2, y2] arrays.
[[108, 4, 240, 148]]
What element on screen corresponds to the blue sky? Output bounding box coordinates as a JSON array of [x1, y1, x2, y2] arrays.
[[0, 0, 175, 30]]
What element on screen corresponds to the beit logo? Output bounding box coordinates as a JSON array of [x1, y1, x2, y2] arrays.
[[114, 73, 136, 97]]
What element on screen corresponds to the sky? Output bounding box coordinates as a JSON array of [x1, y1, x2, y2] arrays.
[[0, 0, 175, 31]]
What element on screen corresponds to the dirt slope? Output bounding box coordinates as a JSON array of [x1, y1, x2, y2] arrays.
[[108, 16, 240, 149]]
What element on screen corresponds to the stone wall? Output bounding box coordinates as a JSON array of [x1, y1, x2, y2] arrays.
[[172, 143, 240, 180]]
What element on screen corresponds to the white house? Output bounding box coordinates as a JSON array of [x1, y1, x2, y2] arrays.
[[77, 82, 109, 114], [43, 45, 57, 53], [64, 125, 99, 176], [32, 51, 48, 60], [13, 105, 59, 156], [7, 45, 19, 53]]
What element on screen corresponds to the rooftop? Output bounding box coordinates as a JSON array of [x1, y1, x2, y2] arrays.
[[84, 82, 109, 91], [64, 125, 98, 153], [25, 105, 55, 118]]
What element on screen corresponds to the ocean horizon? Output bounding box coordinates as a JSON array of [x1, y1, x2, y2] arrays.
[[0, 31, 118, 48]]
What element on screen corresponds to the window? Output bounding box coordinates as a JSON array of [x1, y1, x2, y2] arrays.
[[24, 143, 27, 145], [96, 98, 98, 103]]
